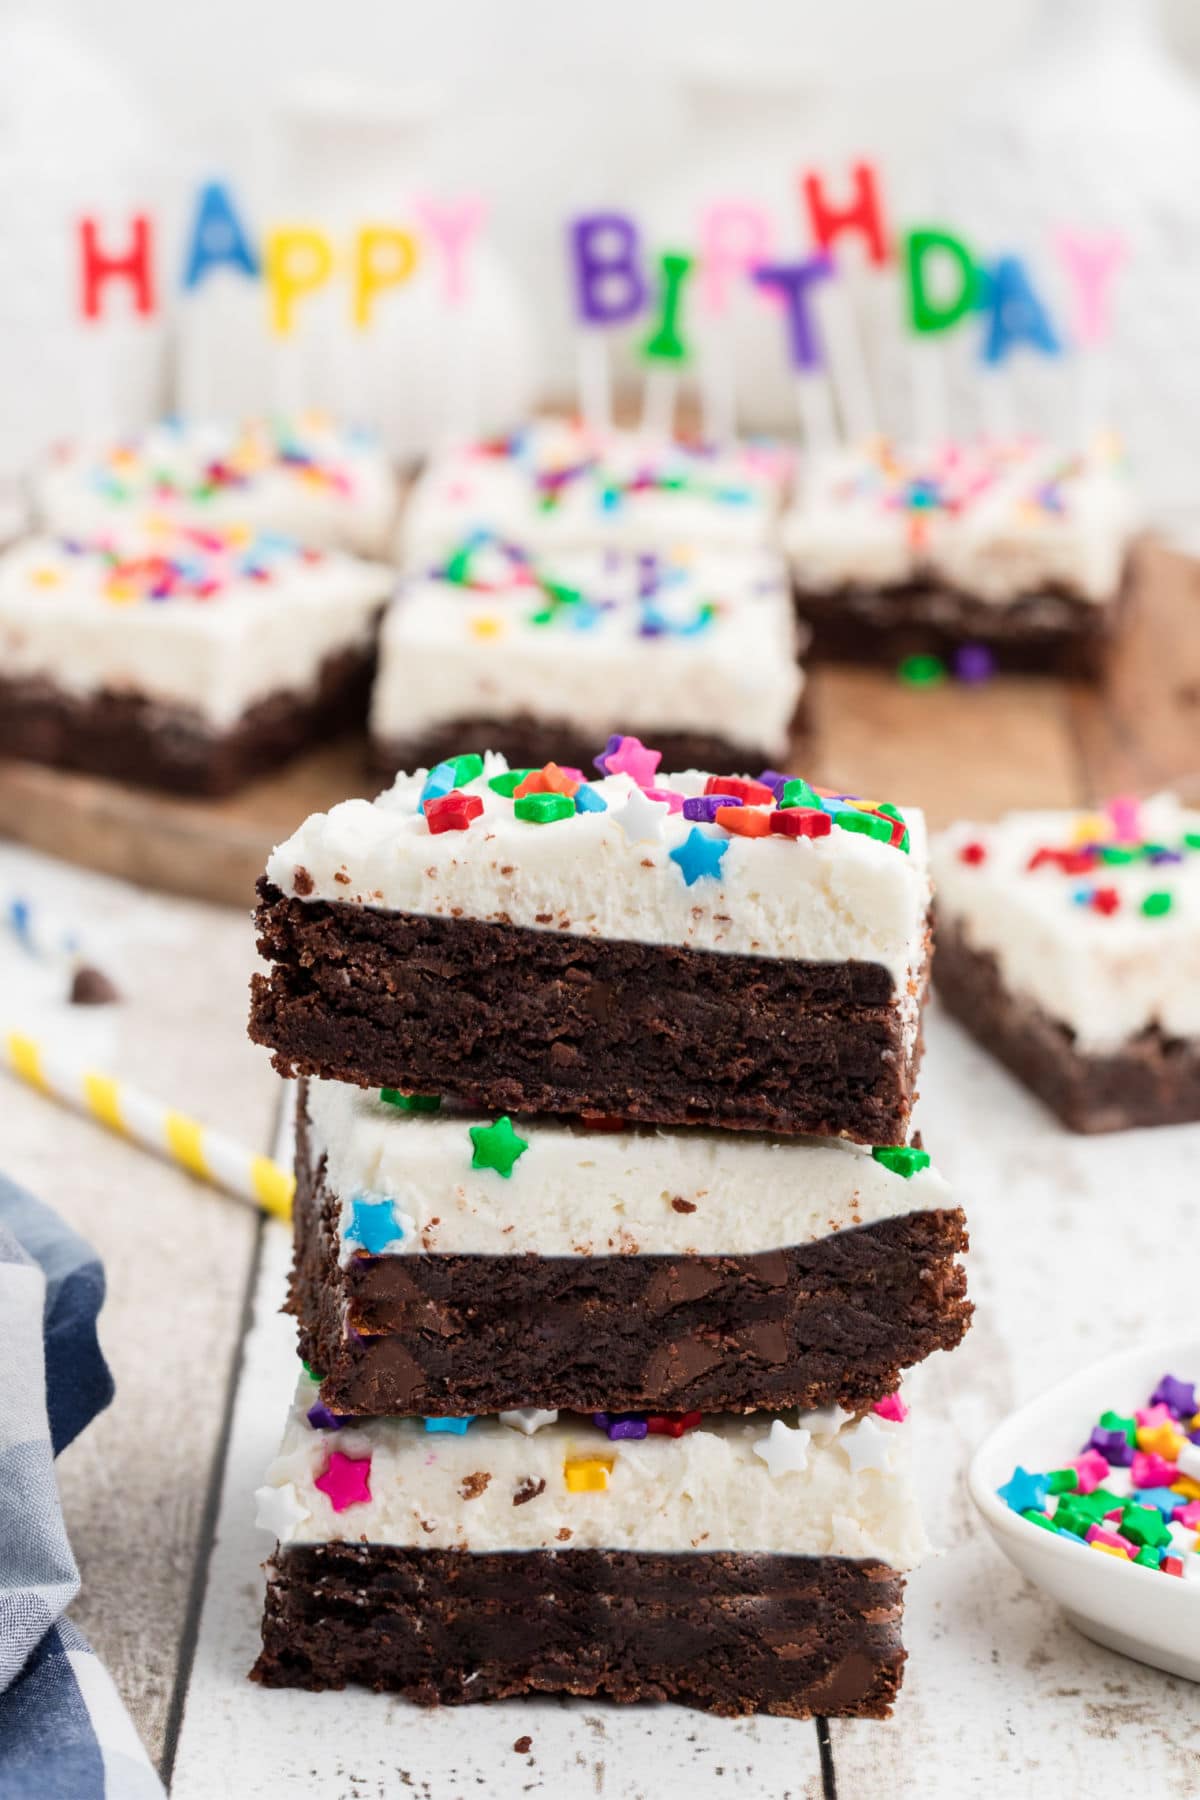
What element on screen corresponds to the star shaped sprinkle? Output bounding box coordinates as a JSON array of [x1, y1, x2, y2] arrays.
[[314, 1450, 372, 1513], [669, 827, 729, 887], [595, 734, 661, 786], [614, 787, 669, 844], [800, 1404, 853, 1438], [424, 1416, 475, 1434], [344, 1196, 406, 1255], [752, 1419, 812, 1479], [996, 1466, 1051, 1514], [499, 1408, 560, 1435], [842, 1416, 897, 1476], [469, 1115, 529, 1178], [254, 1481, 310, 1543], [873, 1393, 908, 1423]]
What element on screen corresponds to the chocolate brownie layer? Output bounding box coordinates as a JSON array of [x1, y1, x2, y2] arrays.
[[250, 883, 927, 1141], [794, 564, 1133, 680], [253, 1543, 906, 1718], [370, 693, 813, 785], [935, 913, 1200, 1132], [291, 1088, 969, 1416], [0, 643, 375, 796]]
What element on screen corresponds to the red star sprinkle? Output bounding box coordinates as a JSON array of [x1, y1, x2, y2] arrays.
[[769, 808, 832, 839], [314, 1450, 372, 1512], [958, 842, 987, 866], [425, 791, 484, 835], [1091, 887, 1120, 916], [704, 775, 775, 806]]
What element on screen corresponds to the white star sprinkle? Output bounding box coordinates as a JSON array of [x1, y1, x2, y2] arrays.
[[499, 1408, 560, 1436], [799, 1404, 853, 1439], [1177, 1441, 1200, 1482], [254, 1481, 311, 1543], [841, 1416, 896, 1476], [752, 1419, 812, 1479], [614, 787, 668, 845]]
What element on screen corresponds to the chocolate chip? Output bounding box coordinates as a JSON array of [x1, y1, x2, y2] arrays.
[[671, 1197, 697, 1213], [512, 1476, 545, 1507], [512, 1736, 532, 1755], [70, 965, 120, 1006]]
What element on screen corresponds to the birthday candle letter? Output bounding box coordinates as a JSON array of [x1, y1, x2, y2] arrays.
[[904, 228, 978, 334], [78, 215, 157, 320], [264, 226, 335, 336], [752, 256, 832, 368], [979, 254, 1062, 364], [352, 226, 420, 328], [568, 213, 647, 325], [641, 251, 694, 362], [414, 196, 486, 305], [181, 181, 260, 290], [801, 161, 889, 265], [1054, 229, 1127, 347], [697, 201, 774, 314]]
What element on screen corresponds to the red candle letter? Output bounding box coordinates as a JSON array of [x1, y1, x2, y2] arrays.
[[78, 214, 157, 320], [801, 162, 888, 267]]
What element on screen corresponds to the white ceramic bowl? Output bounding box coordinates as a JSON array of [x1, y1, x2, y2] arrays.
[[968, 1337, 1200, 1682]]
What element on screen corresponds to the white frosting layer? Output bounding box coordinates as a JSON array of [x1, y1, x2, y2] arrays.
[[0, 528, 393, 728], [402, 418, 793, 564], [258, 1378, 927, 1565], [933, 794, 1200, 1054], [308, 1076, 950, 1261], [370, 541, 803, 758], [783, 436, 1137, 605], [267, 758, 929, 987], [36, 415, 398, 556]]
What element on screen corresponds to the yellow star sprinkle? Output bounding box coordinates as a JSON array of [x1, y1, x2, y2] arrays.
[[1138, 1422, 1183, 1460], [564, 1456, 614, 1493], [469, 615, 504, 641], [29, 567, 62, 588]]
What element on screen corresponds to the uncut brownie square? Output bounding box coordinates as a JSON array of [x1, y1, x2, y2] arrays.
[[783, 435, 1138, 678], [290, 1075, 969, 1419], [400, 416, 793, 565], [0, 525, 392, 795], [253, 1382, 925, 1718], [369, 536, 807, 781], [36, 415, 398, 557], [933, 793, 1200, 1132], [249, 744, 931, 1142]]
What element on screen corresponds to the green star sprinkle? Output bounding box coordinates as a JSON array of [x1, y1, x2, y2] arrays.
[[1099, 845, 1137, 865], [779, 777, 823, 810], [446, 753, 484, 787], [897, 652, 946, 688], [514, 793, 574, 824], [1184, 832, 1200, 851], [1141, 891, 1172, 917], [469, 1115, 529, 1179], [835, 810, 895, 844], [1098, 1409, 1136, 1446], [380, 1089, 442, 1113], [871, 1145, 931, 1179], [488, 769, 534, 797], [301, 1360, 324, 1382]]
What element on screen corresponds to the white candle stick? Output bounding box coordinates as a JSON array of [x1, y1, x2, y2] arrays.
[[641, 365, 677, 440], [577, 332, 612, 436]]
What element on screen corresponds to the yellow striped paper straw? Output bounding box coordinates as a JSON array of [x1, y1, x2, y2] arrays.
[[2, 1028, 293, 1221]]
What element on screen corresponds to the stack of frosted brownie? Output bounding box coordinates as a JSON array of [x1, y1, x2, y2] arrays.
[[248, 741, 971, 1718]]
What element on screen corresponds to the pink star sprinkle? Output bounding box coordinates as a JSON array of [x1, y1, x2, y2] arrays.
[[1131, 1451, 1177, 1489], [873, 1393, 908, 1423], [604, 736, 661, 787], [1071, 1449, 1109, 1493], [1174, 1499, 1200, 1527], [1135, 1403, 1172, 1430], [314, 1450, 372, 1512], [1106, 793, 1141, 843]]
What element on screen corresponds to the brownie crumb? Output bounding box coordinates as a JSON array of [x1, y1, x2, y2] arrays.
[[70, 965, 120, 1006], [512, 1477, 546, 1507], [333, 870, 350, 885], [459, 1471, 491, 1501], [671, 1197, 698, 1214], [513, 1736, 532, 1755], [556, 1527, 572, 1541], [292, 866, 314, 897]]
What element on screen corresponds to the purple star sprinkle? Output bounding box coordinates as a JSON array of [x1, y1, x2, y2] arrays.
[[593, 735, 625, 775], [1153, 1374, 1198, 1417], [954, 643, 995, 684], [682, 794, 741, 823], [1086, 1425, 1133, 1466], [307, 1400, 348, 1432], [757, 771, 791, 799]]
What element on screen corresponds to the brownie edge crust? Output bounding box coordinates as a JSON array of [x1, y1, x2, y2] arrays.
[[934, 912, 1200, 1134], [250, 882, 927, 1142], [252, 1544, 907, 1719]]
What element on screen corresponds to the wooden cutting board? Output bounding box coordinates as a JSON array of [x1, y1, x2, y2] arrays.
[[2, 540, 1197, 911]]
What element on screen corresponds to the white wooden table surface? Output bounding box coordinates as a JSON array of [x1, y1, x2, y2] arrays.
[[4, 843, 1199, 1798]]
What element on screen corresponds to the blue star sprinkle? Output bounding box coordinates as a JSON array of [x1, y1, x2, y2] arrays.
[[669, 827, 729, 887]]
